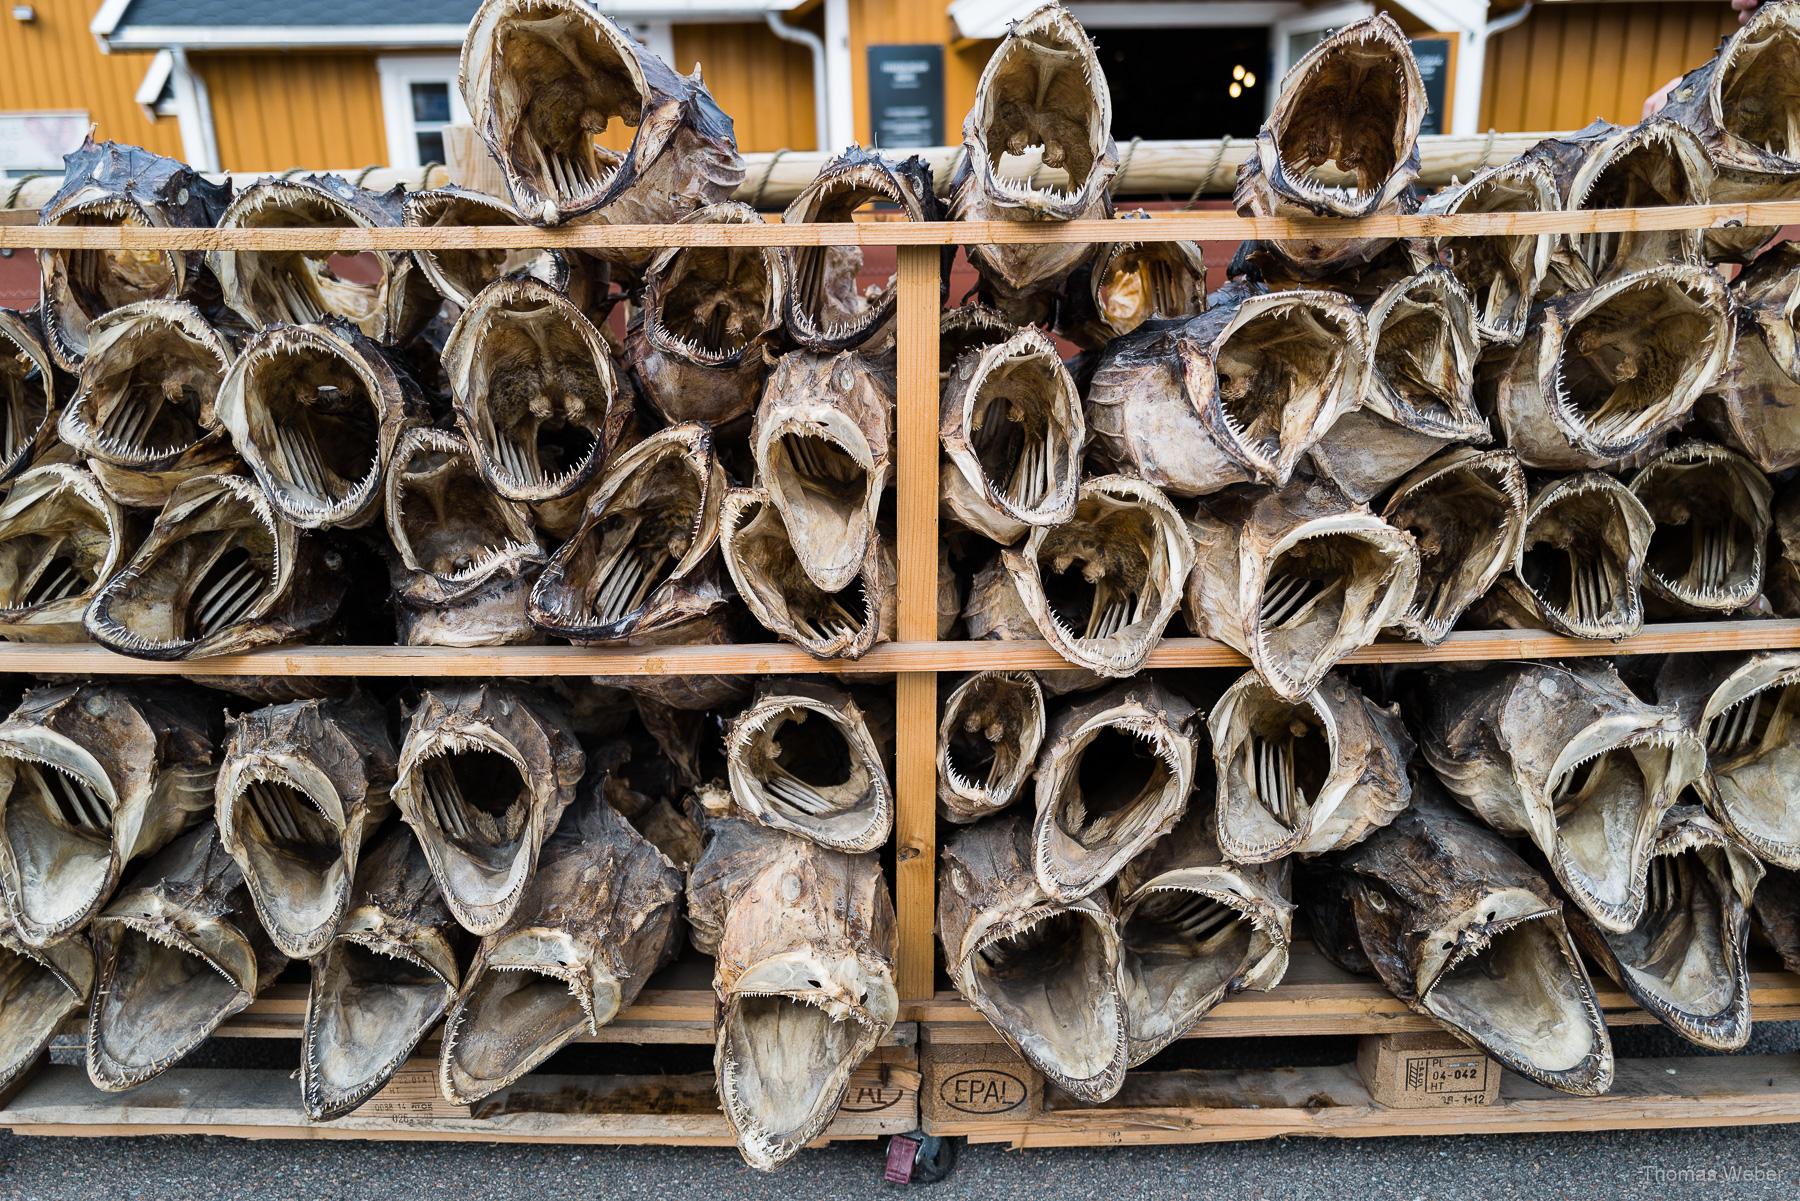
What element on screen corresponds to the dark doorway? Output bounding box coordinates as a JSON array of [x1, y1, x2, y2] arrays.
[[1093, 26, 1271, 140]]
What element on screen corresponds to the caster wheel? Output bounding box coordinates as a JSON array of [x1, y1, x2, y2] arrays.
[[884, 1132, 958, 1185]]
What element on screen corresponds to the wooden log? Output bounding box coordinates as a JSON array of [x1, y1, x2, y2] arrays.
[[4, 200, 1799, 251]]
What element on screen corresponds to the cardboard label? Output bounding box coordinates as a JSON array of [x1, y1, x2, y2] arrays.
[[356, 1062, 473, 1120]]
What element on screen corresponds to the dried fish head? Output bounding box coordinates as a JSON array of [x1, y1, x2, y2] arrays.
[[0, 465, 132, 643], [303, 829, 466, 1119], [0, 684, 216, 950], [84, 474, 344, 660], [1113, 804, 1292, 1062], [940, 326, 1083, 541], [1379, 447, 1527, 644], [215, 695, 397, 960], [1209, 670, 1411, 863], [689, 817, 896, 1170], [1003, 475, 1194, 677], [0, 927, 91, 1093], [938, 671, 1045, 824], [1235, 15, 1424, 272], [1489, 264, 1731, 469], [402, 185, 575, 308], [939, 815, 1126, 1102], [440, 795, 680, 1103], [385, 427, 546, 647], [1628, 440, 1770, 613], [725, 680, 892, 853], [392, 685, 584, 935], [460, 0, 744, 229], [1031, 679, 1197, 903], [1570, 805, 1761, 1049], [212, 174, 437, 344], [37, 137, 227, 371], [445, 276, 625, 503], [1416, 660, 1705, 934], [529, 422, 726, 642], [1495, 472, 1653, 639], [0, 309, 57, 486], [217, 321, 417, 529], [86, 826, 285, 1090], [719, 486, 894, 660], [1185, 479, 1418, 700], [1058, 217, 1206, 347], [1702, 241, 1800, 471], [1418, 159, 1558, 345], [782, 147, 936, 352]]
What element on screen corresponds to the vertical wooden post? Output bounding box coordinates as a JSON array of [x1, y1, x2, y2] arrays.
[[893, 245, 941, 1003]]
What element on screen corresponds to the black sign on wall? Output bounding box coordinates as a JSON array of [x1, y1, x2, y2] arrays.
[[867, 44, 945, 149], [1410, 35, 1455, 136]]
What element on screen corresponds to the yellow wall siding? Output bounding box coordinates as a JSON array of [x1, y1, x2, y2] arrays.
[[198, 53, 387, 172], [850, 0, 990, 147], [1481, 3, 1736, 130], [673, 22, 818, 152], [0, 0, 181, 157]]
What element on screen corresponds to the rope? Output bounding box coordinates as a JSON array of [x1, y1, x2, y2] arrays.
[[352, 164, 381, 188], [936, 147, 969, 195], [1184, 135, 1232, 209], [1116, 135, 1142, 190], [1481, 129, 1498, 170], [4, 173, 46, 211], [749, 148, 787, 211], [419, 162, 442, 191]]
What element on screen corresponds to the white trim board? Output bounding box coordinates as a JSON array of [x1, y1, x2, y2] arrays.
[[377, 54, 471, 170]]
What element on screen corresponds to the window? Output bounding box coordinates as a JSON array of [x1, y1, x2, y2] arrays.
[[377, 55, 470, 169], [1270, 2, 1375, 107], [0, 111, 87, 179]]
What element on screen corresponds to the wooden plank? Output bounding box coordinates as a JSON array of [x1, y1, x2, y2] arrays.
[[6, 201, 1800, 252], [0, 1049, 919, 1145], [893, 244, 942, 1003], [2, 620, 1797, 678], [935, 1055, 1800, 1146]]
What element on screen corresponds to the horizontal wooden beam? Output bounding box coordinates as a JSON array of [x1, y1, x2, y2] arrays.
[[3, 200, 1796, 251], [0, 620, 1793, 677]]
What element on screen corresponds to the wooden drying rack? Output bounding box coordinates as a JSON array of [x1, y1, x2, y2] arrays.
[[3, 199, 1800, 1011]]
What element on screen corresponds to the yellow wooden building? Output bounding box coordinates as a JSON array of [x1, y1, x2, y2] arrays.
[[0, 0, 1741, 179]]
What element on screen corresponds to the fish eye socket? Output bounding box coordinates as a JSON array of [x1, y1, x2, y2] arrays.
[[1366, 890, 1387, 911]]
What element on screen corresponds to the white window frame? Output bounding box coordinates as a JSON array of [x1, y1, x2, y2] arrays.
[[377, 54, 470, 169], [1269, 2, 1375, 116]]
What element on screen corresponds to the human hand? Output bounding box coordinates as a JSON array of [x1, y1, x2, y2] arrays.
[[1732, 0, 1760, 24], [1643, 76, 1680, 119]]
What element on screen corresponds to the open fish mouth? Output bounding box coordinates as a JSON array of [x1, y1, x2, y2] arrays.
[[86, 827, 282, 1092], [61, 301, 229, 471], [1381, 448, 1526, 644], [0, 931, 91, 1093], [938, 670, 1045, 824], [0, 685, 216, 947], [461, 0, 743, 228], [941, 326, 1083, 541], [0, 310, 56, 482], [1692, 654, 1800, 866], [402, 186, 571, 308], [784, 149, 934, 351], [1063, 220, 1207, 346], [1115, 808, 1292, 1062], [1410, 889, 1611, 1091], [1519, 266, 1729, 466], [941, 304, 1016, 370], [1629, 441, 1770, 612], [217, 323, 409, 529], [1572, 806, 1761, 1050], [446, 277, 620, 503], [726, 681, 892, 853], [83, 475, 317, 660], [1690, 1, 1800, 170], [1546, 726, 1701, 932], [964, 3, 1113, 217], [392, 686, 582, 937], [1563, 120, 1714, 281], [529, 423, 724, 642], [1512, 473, 1653, 638], [753, 351, 891, 595], [1005, 475, 1193, 678], [1246, 14, 1423, 217], [387, 427, 544, 646], [1704, 242, 1800, 471], [643, 203, 781, 368], [1210, 670, 1409, 862], [0, 465, 130, 638], [720, 487, 892, 660], [215, 696, 395, 961], [442, 938, 619, 1103], [1179, 286, 1367, 487], [303, 830, 464, 1120], [1032, 681, 1195, 903], [41, 198, 180, 369], [1246, 508, 1415, 698], [213, 176, 421, 341], [1420, 160, 1557, 345]]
